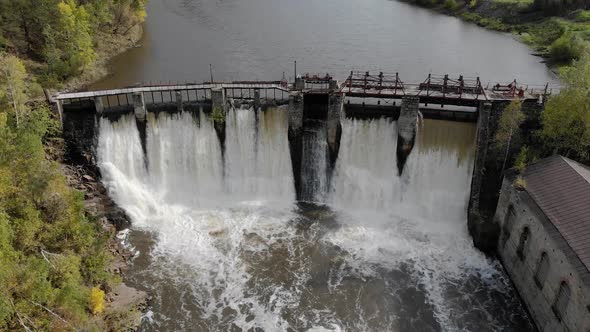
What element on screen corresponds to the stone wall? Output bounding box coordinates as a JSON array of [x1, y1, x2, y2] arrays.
[[468, 100, 544, 254], [495, 176, 590, 332]]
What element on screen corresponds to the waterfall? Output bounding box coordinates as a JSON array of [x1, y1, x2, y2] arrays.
[[329, 117, 399, 210], [95, 111, 531, 331], [146, 111, 224, 207], [224, 106, 295, 202]]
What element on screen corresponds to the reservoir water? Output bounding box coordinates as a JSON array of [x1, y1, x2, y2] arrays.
[[92, 0, 558, 89], [93, 0, 557, 330]]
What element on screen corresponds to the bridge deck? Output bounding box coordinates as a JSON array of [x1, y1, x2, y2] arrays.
[[55, 82, 289, 100]]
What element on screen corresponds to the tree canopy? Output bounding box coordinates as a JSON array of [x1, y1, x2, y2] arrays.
[[0, 53, 116, 331], [542, 50, 590, 164], [0, 0, 147, 85]]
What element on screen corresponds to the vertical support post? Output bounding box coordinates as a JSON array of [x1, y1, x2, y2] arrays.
[[94, 96, 104, 114], [396, 96, 420, 175], [254, 89, 261, 110], [288, 92, 304, 200], [211, 87, 227, 165], [327, 93, 343, 169], [133, 92, 146, 122], [175, 90, 183, 112], [132, 92, 148, 158]]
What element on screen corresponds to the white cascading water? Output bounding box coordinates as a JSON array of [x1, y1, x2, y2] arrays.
[[97, 111, 532, 331], [329, 117, 399, 210], [224, 106, 295, 202], [97, 108, 301, 331], [326, 117, 507, 330]]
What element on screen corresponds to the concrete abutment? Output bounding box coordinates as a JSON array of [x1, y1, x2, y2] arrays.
[[396, 96, 420, 175], [288, 92, 305, 200]]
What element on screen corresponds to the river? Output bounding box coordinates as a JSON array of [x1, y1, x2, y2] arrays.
[[92, 0, 558, 89], [94, 0, 554, 331]]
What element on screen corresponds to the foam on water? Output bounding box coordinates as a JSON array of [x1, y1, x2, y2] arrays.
[[97, 108, 302, 331], [97, 112, 532, 331]]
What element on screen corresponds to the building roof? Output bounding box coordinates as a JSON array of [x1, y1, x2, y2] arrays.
[[523, 155, 590, 273]]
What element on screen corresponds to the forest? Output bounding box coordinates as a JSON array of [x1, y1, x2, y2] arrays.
[[0, 1, 147, 330], [0, 0, 147, 87]]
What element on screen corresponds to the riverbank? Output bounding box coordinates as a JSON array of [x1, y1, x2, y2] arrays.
[[57, 21, 149, 332], [61, 25, 143, 92], [62, 162, 148, 331], [400, 0, 590, 66]]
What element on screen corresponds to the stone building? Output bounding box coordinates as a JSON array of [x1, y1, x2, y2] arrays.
[[495, 155, 590, 332]]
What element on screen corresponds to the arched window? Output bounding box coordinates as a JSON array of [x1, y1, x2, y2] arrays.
[[552, 281, 571, 321], [516, 226, 530, 261], [502, 205, 516, 248], [534, 252, 549, 288]]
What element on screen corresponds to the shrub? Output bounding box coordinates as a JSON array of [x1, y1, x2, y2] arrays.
[[90, 287, 105, 315], [444, 0, 460, 10], [514, 176, 527, 190], [514, 146, 529, 173], [549, 31, 586, 62]]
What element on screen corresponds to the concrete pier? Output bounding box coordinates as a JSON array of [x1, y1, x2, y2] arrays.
[[288, 92, 304, 199], [396, 96, 419, 175], [327, 93, 343, 168], [133, 93, 147, 122], [94, 97, 104, 114], [211, 88, 228, 160], [467, 102, 500, 254], [254, 89, 261, 110], [175, 91, 183, 112], [132, 92, 148, 157]]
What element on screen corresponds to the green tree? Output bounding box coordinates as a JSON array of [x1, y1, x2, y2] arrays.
[[542, 50, 590, 163], [495, 99, 525, 173], [0, 54, 28, 127], [54, 0, 96, 76]]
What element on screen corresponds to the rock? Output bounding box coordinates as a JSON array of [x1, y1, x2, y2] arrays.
[[82, 174, 95, 182]]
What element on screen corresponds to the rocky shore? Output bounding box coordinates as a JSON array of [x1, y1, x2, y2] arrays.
[[62, 162, 149, 331]]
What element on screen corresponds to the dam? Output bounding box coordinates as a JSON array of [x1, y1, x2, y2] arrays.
[[55, 70, 550, 331]]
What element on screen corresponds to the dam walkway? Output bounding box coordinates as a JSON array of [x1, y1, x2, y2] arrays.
[[53, 71, 554, 111]]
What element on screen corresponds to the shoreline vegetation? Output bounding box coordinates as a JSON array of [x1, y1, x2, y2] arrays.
[[400, 0, 590, 67], [0, 0, 588, 331], [1, 0, 148, 331]]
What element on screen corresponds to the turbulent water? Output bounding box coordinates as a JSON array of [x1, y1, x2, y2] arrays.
[[97, 109, 534, 331]]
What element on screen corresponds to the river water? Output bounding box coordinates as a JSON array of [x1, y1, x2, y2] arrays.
[[92, 0, 558, 89], [92, 0, 555, 330]]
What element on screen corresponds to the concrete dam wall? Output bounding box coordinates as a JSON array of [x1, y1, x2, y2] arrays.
[[59, 86, 545, 255]]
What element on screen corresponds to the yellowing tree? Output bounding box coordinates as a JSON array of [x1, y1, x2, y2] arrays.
[[56, 0, 96, 75], [0, 54, 28, 127], [542, 50, 590, 164], [90, 287, 105, 315]]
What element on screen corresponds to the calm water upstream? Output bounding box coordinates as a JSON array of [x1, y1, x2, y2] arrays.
[[94, 0, 552, 331], [93, 0, 558, 89]]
